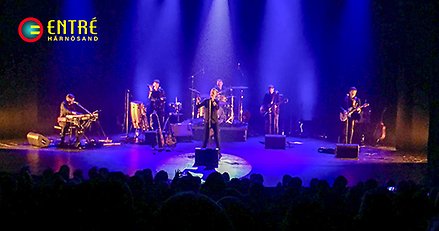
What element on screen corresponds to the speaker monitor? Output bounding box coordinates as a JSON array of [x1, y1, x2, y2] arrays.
[[143, 131, 158, 146], [335, 144, 359, 158], [27, 132, 50, 148], [265, 135, 286, 149], [194, 148, 219, 168]]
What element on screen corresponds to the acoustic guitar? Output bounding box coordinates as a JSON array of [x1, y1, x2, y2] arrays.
[[373, 107, 387, 145]]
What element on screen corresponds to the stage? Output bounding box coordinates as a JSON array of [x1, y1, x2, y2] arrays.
[[0, 134, 427, 187]]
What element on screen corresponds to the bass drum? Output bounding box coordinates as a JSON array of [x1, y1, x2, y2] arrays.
[[218, 106, 227, 124], [130, 101, 148, 130]]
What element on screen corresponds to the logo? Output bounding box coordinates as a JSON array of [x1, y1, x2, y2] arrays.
[[18, 17, 44, 43], [18, 17, 99, 43]]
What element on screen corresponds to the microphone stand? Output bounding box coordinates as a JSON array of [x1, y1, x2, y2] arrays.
[[75, 102, 92, 116], [123, 89, 131, 138], [237, 63, 245, 78], [189, 68, 204, 120], [76, 102, 109, 143]]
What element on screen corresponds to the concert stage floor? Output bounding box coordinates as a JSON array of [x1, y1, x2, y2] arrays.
[[0, 135, 427, 187]]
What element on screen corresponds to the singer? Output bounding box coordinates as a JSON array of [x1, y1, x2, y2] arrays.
[[58, 93, 81, 148], [196, 88, 221, 150], [261, 85, 280, 134], [147, 79, 166, 131]]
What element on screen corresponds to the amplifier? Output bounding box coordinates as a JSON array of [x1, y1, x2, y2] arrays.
[[171, 123, 193, 142], [171, 123, 193, 137], [335, 144, 359, 158], [143, 131, 158, 146], [265, 135, 286, 149]]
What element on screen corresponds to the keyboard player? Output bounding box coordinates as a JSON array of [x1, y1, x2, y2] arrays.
[[58, 93, 81, 148]]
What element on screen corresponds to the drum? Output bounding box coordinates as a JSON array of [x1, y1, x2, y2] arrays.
[[218, 95, 227, 103], [218, 106, 227, 124], [130, 101, 148, 130], [170, 102, 182, 112]]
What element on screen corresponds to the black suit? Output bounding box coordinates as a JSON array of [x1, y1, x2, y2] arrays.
[[262, 91, 280, 134], [148, 87, 166, 130], [196, 98, 220, 149]]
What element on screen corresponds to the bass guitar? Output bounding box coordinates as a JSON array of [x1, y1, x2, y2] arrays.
[[339, 103, 369, 122]]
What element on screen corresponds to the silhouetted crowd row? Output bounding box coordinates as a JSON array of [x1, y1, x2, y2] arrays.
[[1, 165, 439, 231]]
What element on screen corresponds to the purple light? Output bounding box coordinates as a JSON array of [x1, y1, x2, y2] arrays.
[[259, 1, 316, 120], [192, 0, 235, 95]]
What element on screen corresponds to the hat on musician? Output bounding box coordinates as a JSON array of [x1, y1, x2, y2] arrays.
[[268, 84, 274, 89], [153, 79, 160, 84], [349, 86, 357, 91], [66, 93, 75, 100]]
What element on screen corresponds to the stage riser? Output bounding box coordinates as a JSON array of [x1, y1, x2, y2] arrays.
[[192, 126, 248, 142]]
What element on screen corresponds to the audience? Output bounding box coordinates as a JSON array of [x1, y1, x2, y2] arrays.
[[0, 165, 436, 231]]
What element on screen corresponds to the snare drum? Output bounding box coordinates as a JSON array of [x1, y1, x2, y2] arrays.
[[130, 101, 148, 130]]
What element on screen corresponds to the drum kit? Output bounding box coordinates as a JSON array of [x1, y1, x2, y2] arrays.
[[129, 97, 184, 134], [190, 86, 248, 125], [127, 85, 248, 143]]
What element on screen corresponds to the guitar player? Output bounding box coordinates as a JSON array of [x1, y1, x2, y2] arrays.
[[340, 87, 363, 144], [261, 84, 280, 134]]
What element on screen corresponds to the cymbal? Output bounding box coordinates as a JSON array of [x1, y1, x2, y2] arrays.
[[169, 113, 183, 116], [189, 88, 200, 94], [230, 86, 248, 89]]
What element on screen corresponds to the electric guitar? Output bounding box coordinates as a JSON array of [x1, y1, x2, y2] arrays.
[[339, 103, 369, 122], [260, 98, 289, 116]]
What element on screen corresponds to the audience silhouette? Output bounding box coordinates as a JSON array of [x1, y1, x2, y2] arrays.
[[0, 166, 436, 231]]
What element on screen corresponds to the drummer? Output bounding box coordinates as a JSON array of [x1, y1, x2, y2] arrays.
[[213, 79, 229, 103]]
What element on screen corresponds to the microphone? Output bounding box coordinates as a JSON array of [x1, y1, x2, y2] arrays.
[[74, 101, 82, 107], [237, 62, 241, 70]]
